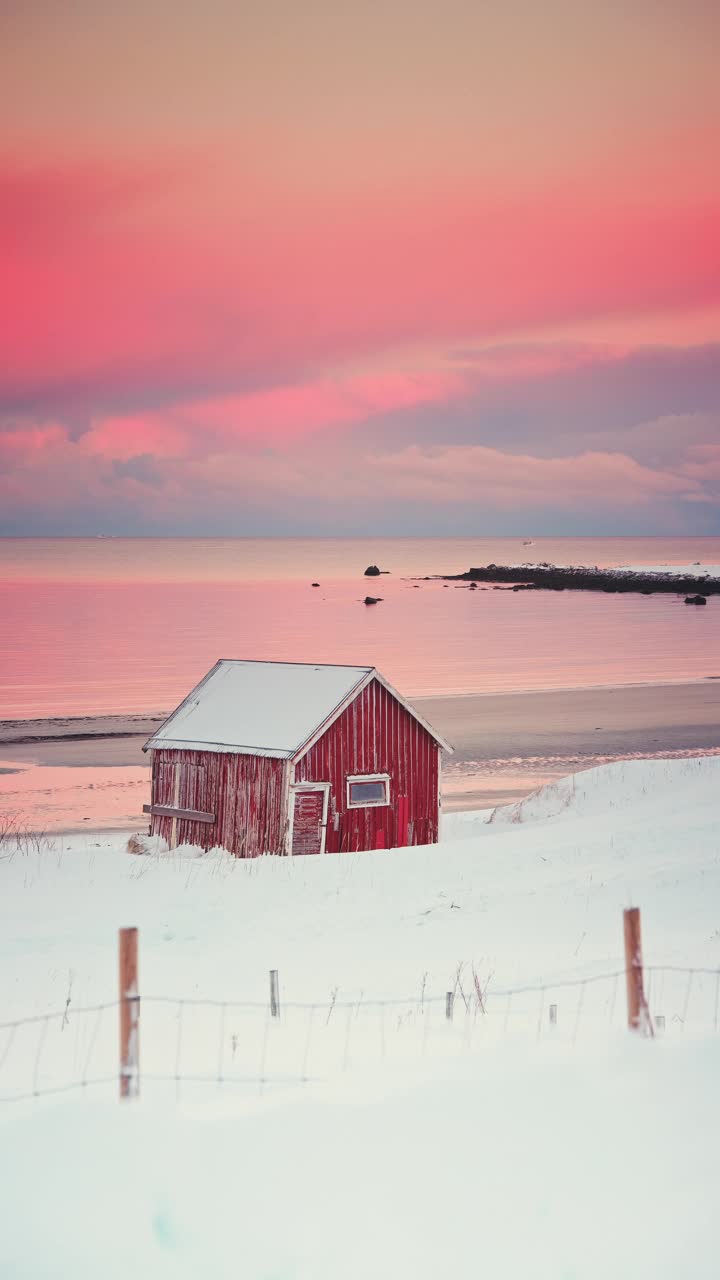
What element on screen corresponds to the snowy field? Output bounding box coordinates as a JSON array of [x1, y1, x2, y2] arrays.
[[617, 563, 720, 578], [1, 757, 719, 1278]]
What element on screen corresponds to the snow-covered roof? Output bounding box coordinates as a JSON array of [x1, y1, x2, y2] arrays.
[[144, 660, 452, 759]]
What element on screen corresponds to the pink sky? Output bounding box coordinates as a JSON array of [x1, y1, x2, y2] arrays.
[[1, 1, 719, 534]]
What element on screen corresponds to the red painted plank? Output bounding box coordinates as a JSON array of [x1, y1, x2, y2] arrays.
[[295, 678, 440, 854], [147, 748, 287, 857]]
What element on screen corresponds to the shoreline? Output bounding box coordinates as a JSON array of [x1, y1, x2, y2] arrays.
[[2, 680, 719, 823], [2, 676, 719, 745]]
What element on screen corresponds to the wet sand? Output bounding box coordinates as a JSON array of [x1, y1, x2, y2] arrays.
[[3, 680, 719, 763], [2, 681, 719, 822], [424, 680, 720, 808], [422, 680, 720, 763]]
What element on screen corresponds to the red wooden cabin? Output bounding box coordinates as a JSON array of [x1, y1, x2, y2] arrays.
[[143, 660, 451, 856]]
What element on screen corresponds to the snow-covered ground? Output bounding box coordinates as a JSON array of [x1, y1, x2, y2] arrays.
[[3, 1040, 718, 1280], [616, 563, 720, 578], [508, 560, 720, 580], [1, 757, 719, 1278]]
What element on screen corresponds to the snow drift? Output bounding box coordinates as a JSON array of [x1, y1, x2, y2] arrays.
[[2, 755, 720, 1279], [2, 1040, 719, 1280], [489, 755, 720, 824]]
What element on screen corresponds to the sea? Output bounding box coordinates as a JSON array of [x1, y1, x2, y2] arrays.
[[2, 535, 719, 719]]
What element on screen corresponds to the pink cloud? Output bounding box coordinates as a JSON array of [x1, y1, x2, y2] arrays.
[[2, 151, 719, 417], [2, 144, 719, 535], [369, 445, 706, 507], [75, 341, 639, 463], [3, 339, 717, 534], [677, 443, 720, 500], [80, 368, 469, 459], [184, 441, 704, 512], [2, 419, 716, 535], [81, 414, 195, 462], [0, 424, 67, 458]]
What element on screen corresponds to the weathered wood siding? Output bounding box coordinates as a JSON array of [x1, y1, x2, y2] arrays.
[[149, 748, 287, 856], [294, 678, 439, 852], [291, 789, 326, 856]]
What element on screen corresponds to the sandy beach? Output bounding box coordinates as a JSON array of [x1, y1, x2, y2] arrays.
[[2, 680, 719, 825], [426, 680, 720, 807], [424, 680, 720, 762]]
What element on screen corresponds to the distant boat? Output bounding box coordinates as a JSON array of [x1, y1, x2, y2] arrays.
[[522, 539, 534, 546]]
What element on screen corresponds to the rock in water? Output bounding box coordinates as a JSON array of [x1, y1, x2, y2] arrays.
[[364, 564, 381, 576], [684, 595, 707, 605], [363, 596, 383, 605]]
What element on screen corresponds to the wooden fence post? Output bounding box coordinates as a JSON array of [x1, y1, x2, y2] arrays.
[[119, 927, 139, 1099], [445, 991, 454, 1021], [270, 969, 280, 1018], [623, 907, 652, 1036]]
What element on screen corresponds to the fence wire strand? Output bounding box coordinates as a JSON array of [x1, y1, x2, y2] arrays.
[[2, 961, 719, 1105], [81, 1005, 105, 1087], [0, 1000, 119, 1032], [0, 1076, 117, 1105], [216, 1003, 226, 1083]]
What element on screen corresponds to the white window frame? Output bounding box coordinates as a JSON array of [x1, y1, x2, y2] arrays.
[[346, 773, 391, 809]]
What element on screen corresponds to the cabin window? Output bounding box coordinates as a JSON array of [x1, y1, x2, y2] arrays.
[[346, 774, 390, 808]]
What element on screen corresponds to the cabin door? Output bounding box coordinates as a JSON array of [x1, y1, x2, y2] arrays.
[[291, 784, 329, 856]]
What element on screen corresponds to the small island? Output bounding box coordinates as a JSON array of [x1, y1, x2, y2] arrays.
[[433, 563, 719, 595]]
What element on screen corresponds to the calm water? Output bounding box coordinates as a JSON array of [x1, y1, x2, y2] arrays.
[[2, 537, 719, 718]]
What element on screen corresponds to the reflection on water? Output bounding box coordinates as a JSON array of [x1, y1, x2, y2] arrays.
[[1, 537, 719, 718], [0, 761, 148, 831]]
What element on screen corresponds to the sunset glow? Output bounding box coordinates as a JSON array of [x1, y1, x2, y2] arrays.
[[1, 0, 719, 533]]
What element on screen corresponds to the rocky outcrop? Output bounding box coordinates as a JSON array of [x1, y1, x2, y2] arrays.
[[436, 564, 719, 596]]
